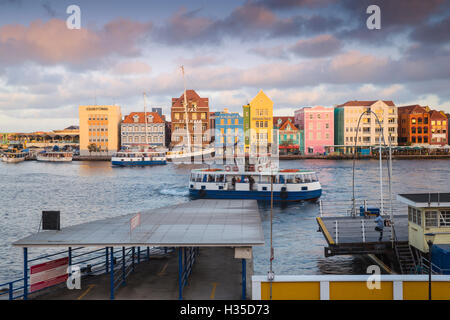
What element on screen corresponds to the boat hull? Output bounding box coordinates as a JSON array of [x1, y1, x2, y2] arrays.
[[189, 188, 322, 202], [1, 156, 25, 163], [112, 160, 167, 166], [36, 157, 72, 162]]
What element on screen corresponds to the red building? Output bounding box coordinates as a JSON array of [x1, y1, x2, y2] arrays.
[[170, 90, 210, 147], [397, 105, 430, 145]]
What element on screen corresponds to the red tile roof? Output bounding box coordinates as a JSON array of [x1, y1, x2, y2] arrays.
[[337, 100, 395, 107], [273, 117, 298, 130], [429, 110, 447, 120], [122, 112, 164, 124], [398, 105, 429, 114], [172, 90, 209, 109]]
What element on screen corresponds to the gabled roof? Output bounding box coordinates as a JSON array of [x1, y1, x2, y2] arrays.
[[122, 112, 164, 124], [250, 90, 273, 106], [273, 117, 298, 131], [337, 100, 395, 107], [171, 90, 209, 109], [429, 110, 447, 120], [398, 105, 429, 114]]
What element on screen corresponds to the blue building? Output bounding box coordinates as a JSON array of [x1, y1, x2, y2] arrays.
[[215, 109, 244, 157]]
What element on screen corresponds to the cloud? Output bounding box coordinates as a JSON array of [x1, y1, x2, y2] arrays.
[[248, 45, 289, 60], [290, 34, 342, 57], [409, 16, 450, 45], [111, 60, 152, 75], [0, 18, 152, 68]]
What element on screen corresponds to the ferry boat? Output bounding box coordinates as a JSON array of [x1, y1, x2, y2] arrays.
[[111, 150, 167, 166], [37, 151, 73, 162], [189, 168, 322, 202]]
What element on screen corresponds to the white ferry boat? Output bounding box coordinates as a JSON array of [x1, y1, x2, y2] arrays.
[[111, 151, 167, 166], [166, 146, 215, 162], [37, 151, 73, 162], [189, 168, 322, 202]]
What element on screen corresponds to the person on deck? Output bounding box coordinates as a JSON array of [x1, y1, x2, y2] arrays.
[[374, 213, 384, 241]]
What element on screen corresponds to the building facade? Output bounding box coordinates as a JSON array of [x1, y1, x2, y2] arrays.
[[397, 105, 430, 145], [273, 116, 302, 155], [295, 106, 334, 155], [215, 109, 244, 157], [121, 112, 165, 148], [334, 100, 398, 153], [429, 110, 448, 146], [171, 90, 210, 148], [79, 105, 122, 156], [243, 90, 273, 154]]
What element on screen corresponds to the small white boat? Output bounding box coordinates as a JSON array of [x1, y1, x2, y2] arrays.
[[37, 151, 73, 162]]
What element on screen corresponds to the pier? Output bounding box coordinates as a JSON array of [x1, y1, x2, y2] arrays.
[[316, 214, 409, 257], [9, 199, 264, 300]]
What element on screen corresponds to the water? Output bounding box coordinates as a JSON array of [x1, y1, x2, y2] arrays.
[[1, 159, 449, 283]]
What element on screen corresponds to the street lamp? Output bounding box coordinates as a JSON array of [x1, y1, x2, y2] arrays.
[[424, 232, 436, 300]]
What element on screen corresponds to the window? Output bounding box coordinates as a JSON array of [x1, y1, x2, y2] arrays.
[[192, 113, 197, 120], [425, 211, 438, 227], [227, 119, 231, 125], [201, 113, 206, 120], [235, 119, 239, 125], [440, 211, 450, 227]]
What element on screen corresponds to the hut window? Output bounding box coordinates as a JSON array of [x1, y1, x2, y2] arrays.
[[425, 211, 438, 227], [439, 211, 450, 227]]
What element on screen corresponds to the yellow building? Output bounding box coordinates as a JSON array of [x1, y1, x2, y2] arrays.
[[243, 90, 273, 153], [79, 105, 122, 156]]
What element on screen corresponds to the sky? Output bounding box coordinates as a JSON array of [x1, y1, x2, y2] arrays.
[[0, 0, 449, 132]]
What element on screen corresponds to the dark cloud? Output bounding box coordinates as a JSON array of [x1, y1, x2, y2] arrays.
[[290, 34, 342, 57], [248, 46, 289, 60], [410, 16, 450, 44], [41, 1, 56, 17], [256, 0, 335, 9]]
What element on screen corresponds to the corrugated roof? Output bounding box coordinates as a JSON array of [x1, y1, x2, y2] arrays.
[[13, 200, 264, 248]]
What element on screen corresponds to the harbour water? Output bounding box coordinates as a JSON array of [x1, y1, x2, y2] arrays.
[[1, 159, 449, 283]]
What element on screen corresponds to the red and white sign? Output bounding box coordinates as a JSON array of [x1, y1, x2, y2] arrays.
[[30, 257, 69, 293], [130, 213, 141, 233]]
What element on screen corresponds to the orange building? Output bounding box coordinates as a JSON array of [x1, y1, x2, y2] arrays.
[[170, 90, 210, 148], [429, 110, 448, 145], [79, 105, 122, 155], [397, 105, 430, 145]]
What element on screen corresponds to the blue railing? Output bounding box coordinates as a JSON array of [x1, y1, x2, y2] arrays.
[[0, 246, 174, 300], [178, 247, 199, 300]]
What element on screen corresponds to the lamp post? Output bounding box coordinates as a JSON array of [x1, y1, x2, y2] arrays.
[[424, 233, 436, 300]]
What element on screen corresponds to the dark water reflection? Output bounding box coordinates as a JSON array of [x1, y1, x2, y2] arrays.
[[1, 159, 449, 283]]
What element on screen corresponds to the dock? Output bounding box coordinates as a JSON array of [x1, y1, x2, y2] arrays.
[[316, 214, 408, 257], [8, 199, 264, 300]]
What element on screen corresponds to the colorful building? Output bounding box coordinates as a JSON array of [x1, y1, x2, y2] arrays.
[[273, 116, 302, 155], [215, 109, 244, 157], [295, 106, 334, 155], [121, 112, 165, 148], [243, 90, 273, 154], [334, 100, 398, 153], [171, 90, 210, 148], [397, 105, 430, 145], [79, 105, 122, 156], [429, 110, 448, 146]]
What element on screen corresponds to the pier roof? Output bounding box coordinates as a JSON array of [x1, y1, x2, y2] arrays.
[[397, 193, 450, 208], [13, 199, 264, 248]]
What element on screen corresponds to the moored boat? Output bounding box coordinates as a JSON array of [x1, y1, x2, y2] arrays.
[[1, 151, 27, 163], [37, 151, 73, 162], [111, 150, 167, 166], [189, 168, 322, 202]]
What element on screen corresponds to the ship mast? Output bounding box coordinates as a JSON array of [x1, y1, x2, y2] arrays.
[[143, 92, 148, 149], [180, 66, 191, 153]]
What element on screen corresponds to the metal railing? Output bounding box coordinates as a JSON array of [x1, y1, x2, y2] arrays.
[[418, 256, 450, 275], [319, 198, 406, 217], [0, 246, 174, 300]]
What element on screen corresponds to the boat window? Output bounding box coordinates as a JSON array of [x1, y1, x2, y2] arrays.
[[304, 174, 312, 183], [295, 175, 304, 183], [286, 175, 294, 184]]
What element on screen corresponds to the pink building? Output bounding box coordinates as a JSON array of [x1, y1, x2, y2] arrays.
[[294, 106, 334, 155]]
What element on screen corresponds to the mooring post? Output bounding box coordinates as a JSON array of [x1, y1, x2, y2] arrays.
[[147, 246, 150, 261], [23, 247, 28, 300], [105, 247, 109, 274], [68, 247, 72, 266], [122, 247, 126, 286], [178, 248, 183, 300], [132, 247, 135, 272]]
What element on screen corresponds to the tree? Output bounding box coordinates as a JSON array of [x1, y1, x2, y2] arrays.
[[88, 143, 97, 155]]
